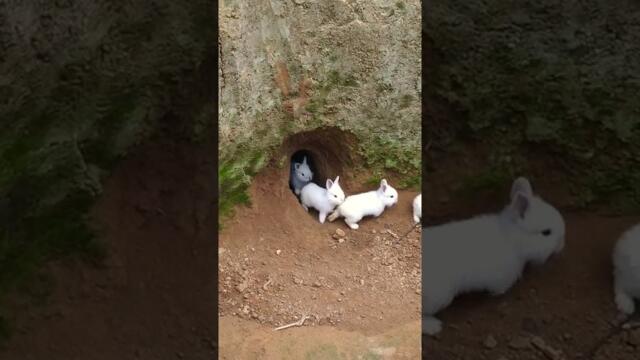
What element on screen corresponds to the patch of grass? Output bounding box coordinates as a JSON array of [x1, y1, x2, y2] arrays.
[[218, 151, 267, 226], [399, 173, 421, 190], [395, 2, 406, 10]]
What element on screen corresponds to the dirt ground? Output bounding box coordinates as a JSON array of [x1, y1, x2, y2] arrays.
[[0, 136, 218, 360], [423, 142, 640, 360], [218, 160, 422, 359]]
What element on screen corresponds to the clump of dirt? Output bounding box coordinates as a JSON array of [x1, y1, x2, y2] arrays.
[[423, 144, 640, 360], [218, 133, 421, 357], [0, 136, 218, 360]]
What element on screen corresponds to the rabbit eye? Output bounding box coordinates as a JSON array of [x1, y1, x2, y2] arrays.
[[390, 195, 394, 198], [542, 229, 552, 236]]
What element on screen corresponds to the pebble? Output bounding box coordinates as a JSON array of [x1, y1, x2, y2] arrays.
[[334, 228, 346, 238], [483, 334, 498, 349], [276, 249, 282, 255]]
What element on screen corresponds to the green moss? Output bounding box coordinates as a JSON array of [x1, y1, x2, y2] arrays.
[[398, 94, 414, 109], [218, 151, 267, 226], [326, 70, 359, 88], [457, 168, 512, 197]]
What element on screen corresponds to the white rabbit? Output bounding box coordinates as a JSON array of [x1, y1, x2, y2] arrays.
[[413, 193, 422, 223], [290, 156, 313, 195], [327, 179, 399, 229], [422, 177, 565, 335], [612, 224, 640, 316], [300, 176, 345, 223]]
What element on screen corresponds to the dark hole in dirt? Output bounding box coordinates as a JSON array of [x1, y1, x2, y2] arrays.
[[280, 127, 357, 191], [289, 149, 321, 196]]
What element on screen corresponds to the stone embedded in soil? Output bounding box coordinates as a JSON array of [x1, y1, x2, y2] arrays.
[[483, 334, 498, 349], [276, 249, 281, 255], [235, 280, 249, 293], [508, 336, 531, 350], [334, 228, 346, 238], [530, 336, 565, 360]]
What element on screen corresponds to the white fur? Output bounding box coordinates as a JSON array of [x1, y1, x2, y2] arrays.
[[327, 179, 399, 229], [413, 194, 422, 223], [290, 156, 313, 195], [422, 177, 565, 335], [613, 224, 640, 316], [300, 176, 345, 223]]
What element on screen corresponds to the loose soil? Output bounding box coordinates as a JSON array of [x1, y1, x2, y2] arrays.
[[218, 160, 422, 359], [424, 142, 640, 360], [0, 136, 217, 360]]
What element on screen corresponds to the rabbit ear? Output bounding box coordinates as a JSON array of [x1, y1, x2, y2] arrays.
[[380, 179, 388, 191], [511, 192, 530, 219], [510, 177, 533, 201], [326, 178, 333, 189], [334, 176, 340, 183], [302, 156, 307, 164]]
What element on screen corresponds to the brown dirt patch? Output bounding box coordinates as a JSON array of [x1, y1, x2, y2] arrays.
[[0, 136, 217, 360], [218, 137, 422, 357]]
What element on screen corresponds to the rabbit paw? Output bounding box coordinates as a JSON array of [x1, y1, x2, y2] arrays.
[[319, 212, 327, 223], [346, 221, 359, 230]]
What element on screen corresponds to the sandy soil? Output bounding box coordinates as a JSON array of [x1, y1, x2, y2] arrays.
[[218, 160, 422, 359]]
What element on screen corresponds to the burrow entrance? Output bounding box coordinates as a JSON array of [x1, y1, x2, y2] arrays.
[[279, 127, 358, 199], [218, 127, 422, 344]]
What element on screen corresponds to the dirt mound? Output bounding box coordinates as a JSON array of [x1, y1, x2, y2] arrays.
[[0, 137, 217, 359], [218, 134, 421, 357]]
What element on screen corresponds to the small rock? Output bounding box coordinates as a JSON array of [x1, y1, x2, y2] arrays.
[[313, 281, 322, 287], [335, 228, 346, 238], [483, 334, 498, 349], [509, 336, 531, 350], [276, 249, 281, 255], [338, 238, 345, 243], [235, 280, 249, 293]]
